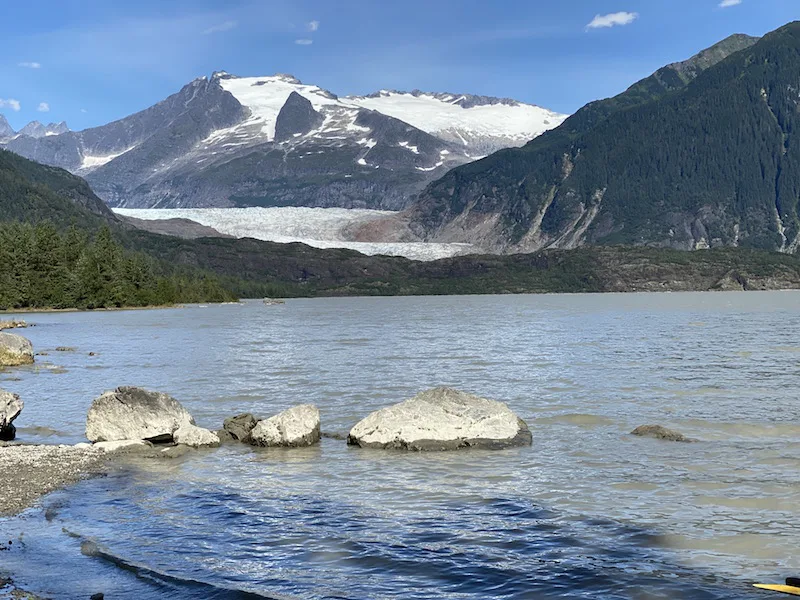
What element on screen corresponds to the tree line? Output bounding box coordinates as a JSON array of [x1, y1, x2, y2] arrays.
[[0, 221, 235, 310]]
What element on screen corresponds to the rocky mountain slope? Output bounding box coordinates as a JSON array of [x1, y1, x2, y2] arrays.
[[405, 30, 795, 253], [1, 74, 566, 211], [4, 147, 800, 297]]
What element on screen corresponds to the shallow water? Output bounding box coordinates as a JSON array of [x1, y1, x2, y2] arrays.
[[2, 292, 799, 598]]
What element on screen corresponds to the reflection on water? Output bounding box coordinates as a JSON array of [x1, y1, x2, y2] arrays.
[[1, 292, 799, 598]]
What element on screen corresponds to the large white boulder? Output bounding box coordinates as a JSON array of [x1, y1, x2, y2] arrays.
[[347, 387, 532, 451], [0, 389, 23, 441], [249, 405, 321, 447], [0, 333, 34, 367], [85, 387, 194, 443], [173, 423, 220, 448]]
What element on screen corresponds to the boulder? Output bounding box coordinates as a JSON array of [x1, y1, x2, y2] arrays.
[[215, 429, 236, 444], [222, 413, 258, 442], [249, 405, 321, 448], [347, 387, 532, 451], [85, 386, 194, 443], [173, 423, 220, 448], [0, 390, 23, 441], [631, 425, 692, 442], [0, 333, 34, 367]]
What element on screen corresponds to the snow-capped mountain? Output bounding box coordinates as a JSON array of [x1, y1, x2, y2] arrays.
[[348, 90, 565, 157], [17, 121, 70, 138], [1, 72, 567, 210], [0, 118, 70, 141]]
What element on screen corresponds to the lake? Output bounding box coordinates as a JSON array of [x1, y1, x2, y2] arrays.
[[2, 292, 799, 599]]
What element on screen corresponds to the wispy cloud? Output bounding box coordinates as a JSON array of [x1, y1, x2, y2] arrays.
[[0, 98, 21, 112], [18, 61, 41, 69], [295, 39, 313, 45], [307, 20, 320, 32], [586, 12, 639, 30], [719, 0, 742, 7], [202, 20, 237, 35], [81, 108, 88, 113], [37, 102, 50, 112]]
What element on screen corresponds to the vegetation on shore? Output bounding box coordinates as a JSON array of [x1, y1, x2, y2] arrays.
[[0, 221, 233, 310]]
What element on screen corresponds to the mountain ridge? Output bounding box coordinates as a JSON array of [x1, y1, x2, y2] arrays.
[[0, 73, 566, 211], [404, 26, 792, 253]]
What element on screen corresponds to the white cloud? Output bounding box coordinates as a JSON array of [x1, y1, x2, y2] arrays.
[[719, 0, 742, 7], [18, 61, 41, 69], [586, 12, 639, 30], [295, 39, 313, 45], [202, 20, 237, 35], [307, 20, 319, 32], [37, 102, 50, 112], [81, 108, 88, 113], [0, 98, 21, 112]]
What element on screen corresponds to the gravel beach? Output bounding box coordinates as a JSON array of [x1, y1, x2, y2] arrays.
[[0, 444, 107, 517]]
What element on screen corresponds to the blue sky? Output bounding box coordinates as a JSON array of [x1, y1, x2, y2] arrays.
[[2, 0, 798, 131]]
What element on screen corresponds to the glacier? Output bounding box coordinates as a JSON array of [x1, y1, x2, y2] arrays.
[[114, 207, 476, 261]]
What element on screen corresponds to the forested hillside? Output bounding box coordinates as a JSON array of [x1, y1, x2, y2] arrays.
[[408, 25, 800, 253], [0, 149, 233, 309]]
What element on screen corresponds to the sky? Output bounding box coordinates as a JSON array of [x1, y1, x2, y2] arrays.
[[2, 0, 798, 131]]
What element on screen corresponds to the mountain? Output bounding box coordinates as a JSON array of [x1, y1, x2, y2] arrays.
[[0, 74, 566, 211], [0, 116, 14, 140], [17, 121, 70, 138], [4, 147, 800, 300], [405, 30, 794, 253]]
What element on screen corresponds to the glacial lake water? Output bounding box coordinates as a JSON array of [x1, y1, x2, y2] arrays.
[[1, 292, 799, 599]]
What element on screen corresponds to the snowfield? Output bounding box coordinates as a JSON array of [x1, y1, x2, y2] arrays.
[[348, 91, 568, 151], [114, 207, 476, 261]]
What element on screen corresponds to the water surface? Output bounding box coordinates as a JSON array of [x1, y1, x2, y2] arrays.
[[2, 292, 799, 598]]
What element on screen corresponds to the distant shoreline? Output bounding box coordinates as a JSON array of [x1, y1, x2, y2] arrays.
[[0, 304, 183, 315]]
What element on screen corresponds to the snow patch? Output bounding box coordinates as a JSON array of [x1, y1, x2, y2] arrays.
[[80, 147, 134, 170]]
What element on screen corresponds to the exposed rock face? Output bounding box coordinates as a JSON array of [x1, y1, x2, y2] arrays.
[[173, 423, 220, 447], [0, 390, 23, 441], [0, 333, 34, 367], [249, 405, 321, 447], [222, 413, 258, 442], [274, 91, 324, 142], [85, 386, 194, 443], [348, 387, 532, 451], [631, 425, 692, 442]]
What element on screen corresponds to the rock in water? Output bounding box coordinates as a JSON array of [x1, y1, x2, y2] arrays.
[[173, 423, 220, 447], [85, 386, 194, 443], [223, 413, 258, 442], [93, 440, 152, 454], [0, 390, 23, 441], [249, 405, 321, 447], [631, 425, 692, 442], [0, 333, 34, 367], [347, 387, 532, 451]]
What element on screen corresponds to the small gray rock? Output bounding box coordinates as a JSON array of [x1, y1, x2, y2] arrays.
[[173, 423, 220, 448], [250, 405, 320, 448], [0, 390, 23, 441], [223, 413, 258, 442], [631, 425, 692, 442], [215, 429, 236, 444]]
